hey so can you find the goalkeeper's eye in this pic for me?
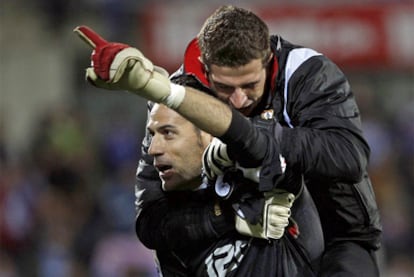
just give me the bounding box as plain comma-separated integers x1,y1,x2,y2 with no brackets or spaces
161,128,177,139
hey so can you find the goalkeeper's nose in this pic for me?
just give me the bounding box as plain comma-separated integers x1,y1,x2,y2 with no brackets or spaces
148,135,164,156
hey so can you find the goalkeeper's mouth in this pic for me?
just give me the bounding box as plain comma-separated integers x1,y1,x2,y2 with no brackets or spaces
155,164,174,178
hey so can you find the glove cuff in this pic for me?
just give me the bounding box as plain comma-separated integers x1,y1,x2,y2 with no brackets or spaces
165,83,186,109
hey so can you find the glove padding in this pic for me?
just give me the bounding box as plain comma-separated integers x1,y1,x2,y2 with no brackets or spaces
202,138,262,183
202,138,235,182
236,162,261,183
235,189,294,240
73,25,185,109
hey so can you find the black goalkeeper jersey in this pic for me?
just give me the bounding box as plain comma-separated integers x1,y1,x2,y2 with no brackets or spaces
142,181,323,277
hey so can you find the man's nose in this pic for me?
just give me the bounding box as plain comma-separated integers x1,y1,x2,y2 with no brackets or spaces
148,135,163,156
229,88,248,109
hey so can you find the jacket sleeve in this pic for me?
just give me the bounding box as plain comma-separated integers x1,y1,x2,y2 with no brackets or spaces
135,102,234,251
219,111,286,192
280,55,370,182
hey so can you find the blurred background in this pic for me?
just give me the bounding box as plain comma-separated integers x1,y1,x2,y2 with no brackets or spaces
0,0,413,276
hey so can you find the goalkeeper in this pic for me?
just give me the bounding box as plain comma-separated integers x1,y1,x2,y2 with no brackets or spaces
140,102,323,276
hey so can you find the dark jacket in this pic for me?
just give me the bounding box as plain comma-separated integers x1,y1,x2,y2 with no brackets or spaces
271,36,382,249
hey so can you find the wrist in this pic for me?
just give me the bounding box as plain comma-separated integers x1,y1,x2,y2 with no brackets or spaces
165,83,186,109
220,109,266,167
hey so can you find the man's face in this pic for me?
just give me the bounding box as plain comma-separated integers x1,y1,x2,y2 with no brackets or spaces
147,104,211,191
208,58,267,116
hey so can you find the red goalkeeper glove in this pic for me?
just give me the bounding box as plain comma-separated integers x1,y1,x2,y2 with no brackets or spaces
73,25,185,108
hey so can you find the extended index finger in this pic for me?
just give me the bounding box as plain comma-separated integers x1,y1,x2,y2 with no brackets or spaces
73,25,108,49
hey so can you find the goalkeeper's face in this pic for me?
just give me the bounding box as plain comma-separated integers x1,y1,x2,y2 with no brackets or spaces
147,104,212,191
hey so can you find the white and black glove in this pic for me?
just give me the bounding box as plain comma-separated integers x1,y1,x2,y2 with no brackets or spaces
202,138,263,182
202,138,235,182
73,25,185,109
235,189,294,240
236,162,261,183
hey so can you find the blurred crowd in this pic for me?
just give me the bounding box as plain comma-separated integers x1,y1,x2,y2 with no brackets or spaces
353,74,414,276
0,104,158,277
1,0,413,277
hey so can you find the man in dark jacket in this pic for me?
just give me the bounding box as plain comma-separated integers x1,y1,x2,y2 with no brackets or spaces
74,5,382,276
139,102,323,276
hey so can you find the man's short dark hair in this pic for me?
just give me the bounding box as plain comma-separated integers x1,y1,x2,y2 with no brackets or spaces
197,5,271,69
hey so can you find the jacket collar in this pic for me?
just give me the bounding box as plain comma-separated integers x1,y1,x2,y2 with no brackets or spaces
183,38,209,86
